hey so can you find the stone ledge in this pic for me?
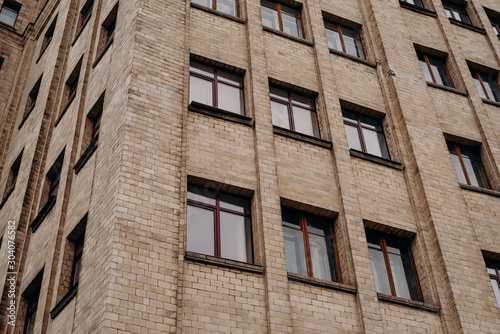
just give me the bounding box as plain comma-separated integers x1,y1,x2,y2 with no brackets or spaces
460,184,500,198
263,26,313,46
448,18,486,34
399,1,437,17
185,251,264,274
273,126,332,149
350,149,403,170
189,102,253,127
329,48,376,68
50,284,78,319
287,272,357,294
427,82,467,96
377,293,440,313
190,3,245,24
481,98,500,108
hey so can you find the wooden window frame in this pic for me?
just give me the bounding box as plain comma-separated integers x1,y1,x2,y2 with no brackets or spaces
442,1,471,24
448,142,491,189
261,1,304,38
471,69,500,102
70,234,85,287
417,52,454,87
193,0,240,17
325,21,366,60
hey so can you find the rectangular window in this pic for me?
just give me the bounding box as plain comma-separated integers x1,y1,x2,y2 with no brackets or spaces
40,16,57,57
485,259,500,309
342,109,390,159
70,234,85,288
23,287,40,334
270,86,319,138
261,0,303,38
471,69,500,102
442,1,471,24
417,52,453,87
401,0,425,8
0,0,21,26
1,150,22,205
367,231,421,301
0,57,4,71
282,208,341,282
189,61,244,115
192,0,238,17
76,0,93,36
447,141,490,189
325,21,365,60
22,75,43,121
187,184,253,263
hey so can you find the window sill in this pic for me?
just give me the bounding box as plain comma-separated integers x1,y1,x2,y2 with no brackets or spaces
273,126,332,149
188,102,254,127
0,186,15,211
74,142,98,174
36,42,51,64
92,37,114,69
377,293,439,313
426,82,467,96
398,1,437,17
287,272,356,294
72,15,92,46
329,48,376,68
481,98,500,108
190,3,245,24
0,21,17,32
30,195,57,233
55,94,77,127
448,18,486,34
460,184,500,198
185,251,263,274
263,26,313,46
50,283,78,319
349,149,403,170
18,104,36,130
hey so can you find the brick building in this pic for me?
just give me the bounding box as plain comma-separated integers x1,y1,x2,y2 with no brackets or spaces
0,0,500,333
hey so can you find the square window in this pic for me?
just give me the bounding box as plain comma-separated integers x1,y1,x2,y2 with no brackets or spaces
417,52,453,87
366,231,421,301
0,0,21,26
447,141,490,189
485,259,500,309
281,207,341,282
401,0,425,8
442,1,471,24
342,109,390,159
186,184,253,263
325,21,366,60
470,69,500,102
270,86,319,138
192,0,238,17
261,0,303,38
189,61,244,115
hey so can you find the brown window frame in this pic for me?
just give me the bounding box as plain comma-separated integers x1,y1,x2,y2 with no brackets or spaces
261,1,304,38
192,0,239,17
417,52,454,87
324,21,366,60
471,69,500,102
486,259,500,308
442,1,471,24
447,142,491,189
70,234,85,288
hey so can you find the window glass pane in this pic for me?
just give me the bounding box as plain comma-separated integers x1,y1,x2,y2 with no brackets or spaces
190,62,215,78
473,77,487,99
359,114,382,131
369,248,392,295
325,25,342,52
462,155,479,187
261,4,279,31
270,86,288,101
220,193,250,214
217,82,243,114
367,235,381,249
187,184,217,205
491,279,500,309
362,128,389,159
217,70,242,87
444,9,453,19
271,101,290,129
282,211,301,229
342,109,358,122
0,7,18,26
306,218,327,236
280,6,302,38
389,254,420,300
220,211,247,262
291,93,314,109
217,0,236,16
292,106,319,137
487,267,496,275
450,153,467,184
341,27,363,59
470,160,489,188
493,25,500,36
192,0,212,8
308,233,332,281
483,81,500,102
190,75,213,106
429,64,444,85
344,124,362,151
187,205,215,256
458,11,471,24
284,226,308,276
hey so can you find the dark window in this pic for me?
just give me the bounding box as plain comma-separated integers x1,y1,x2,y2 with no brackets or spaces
401,0,425,8
186,184,253,263
492,19,500,36
40,16,57,56
342,109,390,159
0,0,21,26
70,234,85,287
0,57,4,71
90,112,101,145
23,287,40,334
76,0,93,35
2,150,22,204
96,4,117,59
367,231,421,301
325,21,365,60
282,208,341,282
270,86,319,137
189,61,244,115
261,0,303,38
447,142,490,189
192,0,238,17
67,75,79,105
417,52,453,87
23,76,42,120
442,1,471,24
485,259,500,309
471,69,500,102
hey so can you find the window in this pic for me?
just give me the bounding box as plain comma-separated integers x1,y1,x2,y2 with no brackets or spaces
23,287,40,334
261,0,303,38
0,0,20,26
447,141,490,189
270,86,319,137
491,18,500,36
485,259,500,309
325,21,365,60
282,208,341,282
342,109,390,159
189,61,244,115
70,234,85,288
367,231,421,301
192,0,238,17
76,0,93,36
417,52,453,87
186,184,253,263
471,69,500,102
0,57,4,71
442,1,471,24
1,150,22,205
58,59,83,123
401,0,425,8
40,16,57,57
22,75,42,121
95,3,117,60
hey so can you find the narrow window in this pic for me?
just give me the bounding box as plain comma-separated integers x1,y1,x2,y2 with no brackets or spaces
261,0,303,38
471,69,500,102
0,0,21,26
70,234,85,288
367,231,421,301
189,61,244,115
401,0,425,8
342,109,390,159
492,19,500,36
485,259,500,309
325,21,365,60
22,287,40,334
186,184,253,263
1,150,23,205
442,1,471,24
417,52,453,87
75,0,93,37
96,4,118,60
58,58,83,124
0,57,4,71
192,0,238,17
282,207,341,282
22,75,43,121
270,86,319,138
40,16,57,57
447,141,490,189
